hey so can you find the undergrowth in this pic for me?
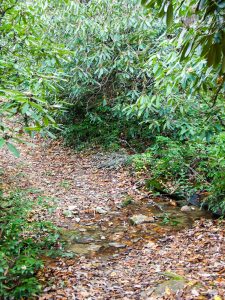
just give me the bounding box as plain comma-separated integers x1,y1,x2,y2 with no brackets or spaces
0,190,60,299
62,105,152,152
131,135,225,214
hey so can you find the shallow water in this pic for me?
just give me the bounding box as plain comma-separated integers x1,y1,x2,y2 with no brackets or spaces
60,197,212,257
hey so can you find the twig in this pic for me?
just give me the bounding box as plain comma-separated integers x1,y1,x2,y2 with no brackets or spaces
119,138,137,153
210,83,223,108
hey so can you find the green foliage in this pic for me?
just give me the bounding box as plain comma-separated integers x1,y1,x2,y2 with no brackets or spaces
55,0,162,107
0,0,69,155
140,0,225,125
63,107,121,150
1,0,223,214
122,33,225,136
63,104,152,151
55,1,224,147
142,0,225,71
132,135,225,213
47,0,224,212
207,132,225,213
0,191,60,298
160,213,180,226
48,0,166,144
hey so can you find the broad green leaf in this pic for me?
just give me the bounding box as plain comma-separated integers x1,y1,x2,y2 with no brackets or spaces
0,138,6,148
207,45,216,67
24,127,41,131
6,143,20,158
21,103,29,114
166,3,173,28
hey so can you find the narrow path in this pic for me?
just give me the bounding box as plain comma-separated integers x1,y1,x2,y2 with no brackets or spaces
0,138,224,299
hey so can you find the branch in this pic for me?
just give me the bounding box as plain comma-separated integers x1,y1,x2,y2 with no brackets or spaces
210,82,223,108
217,116,225,128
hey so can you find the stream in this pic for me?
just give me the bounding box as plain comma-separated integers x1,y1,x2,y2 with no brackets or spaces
60,196,212,257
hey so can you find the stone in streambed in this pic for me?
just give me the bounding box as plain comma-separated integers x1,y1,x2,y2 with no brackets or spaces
69,243,102,255
141,278,186,298
129,214,155,225
151,279,186,297
181,205,192,212
73,236,95,244
88,244,103,252
108,242,126,248
95,207,108,214
78,228,87,232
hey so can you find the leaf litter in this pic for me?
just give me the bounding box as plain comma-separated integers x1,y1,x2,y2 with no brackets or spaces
0,136,224,299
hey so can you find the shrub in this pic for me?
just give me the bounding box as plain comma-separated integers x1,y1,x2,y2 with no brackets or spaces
0,191,60,299
132,135,225,214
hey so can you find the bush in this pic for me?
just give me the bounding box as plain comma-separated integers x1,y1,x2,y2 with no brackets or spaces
42,0,225,213
63,104,152,151
132,135,225,214
0,191,60,299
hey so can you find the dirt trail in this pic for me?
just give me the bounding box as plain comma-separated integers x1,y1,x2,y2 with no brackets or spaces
0,138,224,299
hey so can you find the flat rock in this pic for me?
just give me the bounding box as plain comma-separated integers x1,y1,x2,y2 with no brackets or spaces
88,244,103,252
108,242,126,248
69,243,102,255
152,279,186,297
130,214,155,225
73,236,95,244
78,228,87,232
95,207,108,214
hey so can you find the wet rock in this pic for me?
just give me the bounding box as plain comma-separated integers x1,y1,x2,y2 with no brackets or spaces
188,193,223,216
69,243,102,255
181,205,192,212
151,279,186,297
132,238,141,243
109,211,121,216
78,228,87,232
88,244,103,252
95,207,108,214
130,214,155,225
101,226,108,231
180,205,194,212
108,242,126,248
188,194,200,206
73,236,95,244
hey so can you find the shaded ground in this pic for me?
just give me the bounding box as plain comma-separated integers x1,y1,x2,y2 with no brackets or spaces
0,137,224,299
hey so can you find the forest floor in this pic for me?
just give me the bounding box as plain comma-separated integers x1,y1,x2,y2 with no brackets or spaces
0,137,225,300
